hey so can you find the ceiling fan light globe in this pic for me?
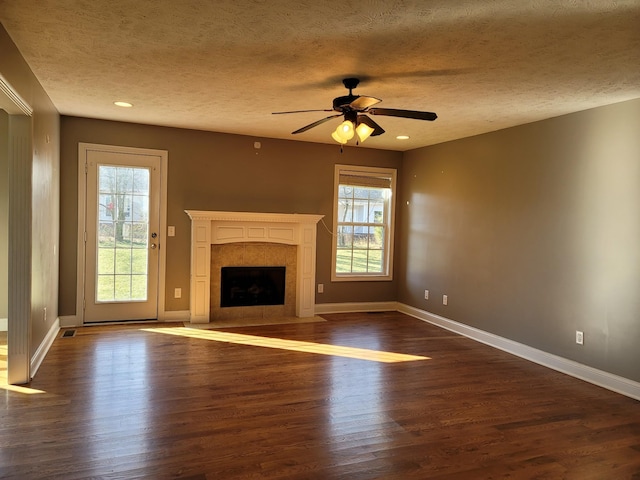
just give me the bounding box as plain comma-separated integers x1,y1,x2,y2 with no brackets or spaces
338,120,355,140
331,129,348,144
356,123,375,143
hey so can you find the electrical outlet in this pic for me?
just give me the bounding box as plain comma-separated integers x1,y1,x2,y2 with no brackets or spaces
424,289,429,300
443,295,448,306
174,288,182,299
576,330,584,345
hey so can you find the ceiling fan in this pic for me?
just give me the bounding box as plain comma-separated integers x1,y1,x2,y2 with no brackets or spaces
272,77,437,144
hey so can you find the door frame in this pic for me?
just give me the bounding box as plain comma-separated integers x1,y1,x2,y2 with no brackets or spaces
76,143,168,325
1,73,33,384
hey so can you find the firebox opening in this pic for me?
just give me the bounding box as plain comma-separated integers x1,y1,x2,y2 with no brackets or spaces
221,266,286,308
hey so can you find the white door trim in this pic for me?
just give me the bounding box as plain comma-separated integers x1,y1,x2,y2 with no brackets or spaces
76,143,168,325
1,73,33,385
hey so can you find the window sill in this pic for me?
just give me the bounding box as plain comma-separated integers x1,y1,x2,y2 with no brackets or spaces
331,273,393,282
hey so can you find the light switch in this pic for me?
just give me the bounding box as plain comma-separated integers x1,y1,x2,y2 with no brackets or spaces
168,226,175,237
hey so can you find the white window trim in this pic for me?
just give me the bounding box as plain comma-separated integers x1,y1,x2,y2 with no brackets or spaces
331,164,397,282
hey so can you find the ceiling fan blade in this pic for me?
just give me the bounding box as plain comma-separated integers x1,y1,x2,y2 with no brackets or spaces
368,108,437,121
292,114,342,134
272,109,333,115
349,95,381,111
358,115,385,136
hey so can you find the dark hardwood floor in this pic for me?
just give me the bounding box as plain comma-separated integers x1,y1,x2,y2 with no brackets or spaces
1,312,639,479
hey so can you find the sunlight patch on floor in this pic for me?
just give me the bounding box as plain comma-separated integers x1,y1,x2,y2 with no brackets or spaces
0,344,46,395
0,383,47,395
143,327,431,363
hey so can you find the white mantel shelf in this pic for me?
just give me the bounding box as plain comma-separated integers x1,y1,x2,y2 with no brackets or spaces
185,210,324,323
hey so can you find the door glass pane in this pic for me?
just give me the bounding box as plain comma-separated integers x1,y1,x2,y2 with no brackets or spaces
96,165,150,302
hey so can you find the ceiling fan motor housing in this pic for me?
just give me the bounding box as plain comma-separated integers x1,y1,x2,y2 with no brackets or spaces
333,95,359,111
333,77,362,111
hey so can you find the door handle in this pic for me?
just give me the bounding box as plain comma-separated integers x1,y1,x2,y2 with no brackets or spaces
150,243,157,249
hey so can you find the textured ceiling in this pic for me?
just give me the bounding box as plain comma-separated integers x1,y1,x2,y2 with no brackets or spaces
1,0,639,151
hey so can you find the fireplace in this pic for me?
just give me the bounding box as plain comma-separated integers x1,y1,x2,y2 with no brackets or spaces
185,211,323,323
210,242,296,320
220,266,286,307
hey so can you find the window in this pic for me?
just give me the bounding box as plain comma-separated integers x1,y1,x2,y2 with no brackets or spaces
332,165,396,281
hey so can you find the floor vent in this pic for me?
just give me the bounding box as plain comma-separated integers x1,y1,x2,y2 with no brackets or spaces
61,329,76,338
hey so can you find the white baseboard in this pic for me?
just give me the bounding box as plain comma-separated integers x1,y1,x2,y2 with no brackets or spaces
59,315,79,328
0,318,7,331
398,303,640,402
31,317,60,378
160,310,191,322
61,311,190,326
315,301,399,315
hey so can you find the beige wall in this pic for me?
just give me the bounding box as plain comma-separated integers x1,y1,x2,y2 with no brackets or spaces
399,98,640,383
59,116,403,316
0,24,60,354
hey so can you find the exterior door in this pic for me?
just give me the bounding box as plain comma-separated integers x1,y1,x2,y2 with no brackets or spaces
83,146,161,322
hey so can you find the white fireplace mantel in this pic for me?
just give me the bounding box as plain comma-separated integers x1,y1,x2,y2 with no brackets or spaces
185,210,324,323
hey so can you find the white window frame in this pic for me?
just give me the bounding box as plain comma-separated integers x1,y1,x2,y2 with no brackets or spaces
331,164,397,282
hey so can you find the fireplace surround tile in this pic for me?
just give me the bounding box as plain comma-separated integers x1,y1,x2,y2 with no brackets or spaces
211,243,297,321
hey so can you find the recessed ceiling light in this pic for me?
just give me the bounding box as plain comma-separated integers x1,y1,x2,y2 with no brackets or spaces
396,135,410,140
114,101,133,108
